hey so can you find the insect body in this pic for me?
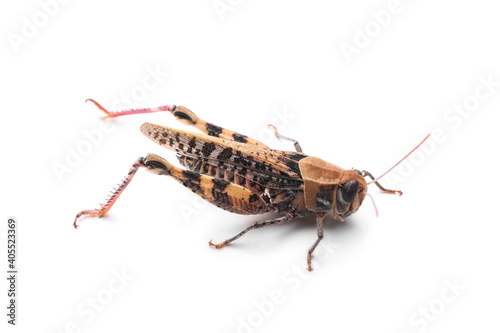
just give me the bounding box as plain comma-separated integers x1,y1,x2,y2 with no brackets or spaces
74,99,428,271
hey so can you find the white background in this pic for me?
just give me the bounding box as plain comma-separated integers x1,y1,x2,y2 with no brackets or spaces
1,1,500,332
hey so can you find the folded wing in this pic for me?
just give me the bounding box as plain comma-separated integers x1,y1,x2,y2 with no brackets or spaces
140,123,307,189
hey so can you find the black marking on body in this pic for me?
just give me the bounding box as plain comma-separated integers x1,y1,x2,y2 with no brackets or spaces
211,178,231,206
267,189,299,212
283,153,308,176
187,137,197,154
233,153,253,167
232,133,248,143
206,123,223,137
316,186,334,211
285,160,301,176
181,170,202,192
249,194,259,203
212,178,230,192
144,160,169,174
174,111,195,124
182,170,201,183
212,190,230,205
287,153,307,162
201,142,216,157
218,147,233,160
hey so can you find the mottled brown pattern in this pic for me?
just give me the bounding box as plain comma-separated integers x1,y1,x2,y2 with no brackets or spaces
140,123,306,179
178,155,302,195
144,154,270,215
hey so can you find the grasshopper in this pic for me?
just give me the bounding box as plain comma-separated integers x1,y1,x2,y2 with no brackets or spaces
74,99,429,271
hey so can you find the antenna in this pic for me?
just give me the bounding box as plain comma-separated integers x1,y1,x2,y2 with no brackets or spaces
368,133,431,185
366,193,379,217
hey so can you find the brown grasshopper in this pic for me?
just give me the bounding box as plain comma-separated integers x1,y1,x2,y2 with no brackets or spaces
74,99,429,271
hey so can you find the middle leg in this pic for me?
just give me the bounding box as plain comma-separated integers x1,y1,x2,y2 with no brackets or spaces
306,212,327,271
209,214,296,248
268,124,303,152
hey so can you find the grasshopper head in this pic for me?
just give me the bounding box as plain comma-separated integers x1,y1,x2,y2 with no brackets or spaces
335,169,367,218
299,156,367,218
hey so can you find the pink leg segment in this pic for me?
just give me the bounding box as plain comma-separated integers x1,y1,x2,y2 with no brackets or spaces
86,99,174,119
73,157,145,228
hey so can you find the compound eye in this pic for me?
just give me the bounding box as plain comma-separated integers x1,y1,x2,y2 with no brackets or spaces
340,180,359,204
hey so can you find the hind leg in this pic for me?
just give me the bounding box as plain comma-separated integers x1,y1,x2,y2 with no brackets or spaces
167,105,269,147
85,99,268,147
85,99,174,119
74,156,146,228
74,154,271,228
